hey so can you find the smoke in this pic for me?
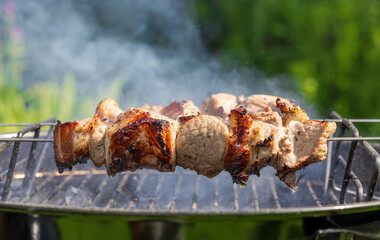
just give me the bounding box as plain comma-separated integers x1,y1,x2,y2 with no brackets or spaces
15,0,309,117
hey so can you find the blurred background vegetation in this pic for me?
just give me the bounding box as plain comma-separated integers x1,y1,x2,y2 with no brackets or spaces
194,0,380,120
1,0,380,132
0,1,124,131
0,1,76,128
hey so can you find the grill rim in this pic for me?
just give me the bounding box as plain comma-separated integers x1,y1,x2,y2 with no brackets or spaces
1,200,380,218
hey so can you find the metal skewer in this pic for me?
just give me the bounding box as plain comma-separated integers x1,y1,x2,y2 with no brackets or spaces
2,119,380,126
0,123,57,126
1,118,380,143
1,137,380,142
0,138,54,142
314,119,380,123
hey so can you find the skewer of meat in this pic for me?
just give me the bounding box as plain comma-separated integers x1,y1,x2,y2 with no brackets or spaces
53,94,336,190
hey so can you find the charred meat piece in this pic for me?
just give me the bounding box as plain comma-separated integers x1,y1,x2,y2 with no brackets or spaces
95,98,123,123
224,100,336,190
53,118,94,172
248,116,282,178
224,107,282,186
274,98,336,189
200,93,237,119
159,100,199,119
176,115,229,178
105,108,178,177
238,94,293,115
250,107,282,127
141,101,199,119
276,98,309,125
224,107,253,185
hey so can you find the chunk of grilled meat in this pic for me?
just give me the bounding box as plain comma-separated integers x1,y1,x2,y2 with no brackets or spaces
160,101,199,119
222,101,336,190
53,118,94,173
95,98,123,123
176,115,229,178
141,100,199,120
224,107,253,185
224,107,283,186
200,93,293,120
200,93,237,120
89,99,123,167
105,108,178,177
275,98,336,189
140,103,164,114
238,94,293,115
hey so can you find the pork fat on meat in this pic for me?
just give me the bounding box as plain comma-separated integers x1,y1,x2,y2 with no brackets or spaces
105,108,178,177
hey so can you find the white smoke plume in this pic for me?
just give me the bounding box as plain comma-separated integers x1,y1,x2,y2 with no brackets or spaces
15,0,308,118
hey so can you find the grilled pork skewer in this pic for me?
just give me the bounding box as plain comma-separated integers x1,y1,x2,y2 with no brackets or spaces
53,94,336,190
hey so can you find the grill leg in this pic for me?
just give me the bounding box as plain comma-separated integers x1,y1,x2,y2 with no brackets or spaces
28,214,40,240
129,221,183,240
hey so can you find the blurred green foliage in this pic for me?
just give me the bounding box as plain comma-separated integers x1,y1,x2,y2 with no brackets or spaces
0,3,76,131
194,0,380,119
0,1,125,131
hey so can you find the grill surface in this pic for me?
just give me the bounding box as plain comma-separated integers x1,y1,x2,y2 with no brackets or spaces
1,113,380,216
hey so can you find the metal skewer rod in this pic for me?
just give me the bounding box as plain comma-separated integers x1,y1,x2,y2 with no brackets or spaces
0,123,57,126
2,119,380,125
313,119,380,123
328,137,380,141
1,137,380,142
0,138,54,142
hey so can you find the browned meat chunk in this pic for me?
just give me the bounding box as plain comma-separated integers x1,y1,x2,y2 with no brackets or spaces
88,115,107,167
141,101,199,120
95,98,123,123
275,98,336,189
248,117,282,177
224,107,282,186
159,100,199,119
53,118,94,172
238,94,293,115
224,107,253,185
89,99,123,167
140,103,164,114
223,100,336,190
176,115,229,178
105,108,178,177
200,93,237,119
250,107,282,127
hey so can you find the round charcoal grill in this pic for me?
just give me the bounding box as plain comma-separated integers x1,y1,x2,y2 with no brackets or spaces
1,112,380,239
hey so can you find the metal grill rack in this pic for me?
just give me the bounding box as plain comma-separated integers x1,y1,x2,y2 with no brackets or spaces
0,113,379,215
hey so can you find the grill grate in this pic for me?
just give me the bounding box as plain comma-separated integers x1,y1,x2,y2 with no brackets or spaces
0,113,380,215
